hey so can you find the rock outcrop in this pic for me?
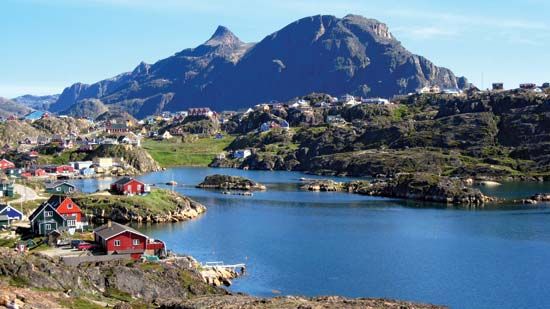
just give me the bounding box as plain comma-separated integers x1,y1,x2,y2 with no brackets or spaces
0,247,225,306
197,174,266,191
0,248,444,308
159,295,445,309
85,144,162,173
302,173,496,206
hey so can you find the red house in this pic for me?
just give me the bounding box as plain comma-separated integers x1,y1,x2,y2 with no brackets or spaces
45,165,75,174
94,222,165,259
33,168,46,177
44,195,86,229
110,177,148,195
0,159,15,170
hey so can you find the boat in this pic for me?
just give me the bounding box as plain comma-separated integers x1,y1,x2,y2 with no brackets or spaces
166,180,178,186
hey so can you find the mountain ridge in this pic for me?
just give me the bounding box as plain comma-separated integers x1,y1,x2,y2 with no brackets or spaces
52,14,466,118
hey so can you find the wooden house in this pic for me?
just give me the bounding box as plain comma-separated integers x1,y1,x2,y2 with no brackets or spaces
94,222,165,259
45,181,76,195
110,177,148,195
28,203,66,235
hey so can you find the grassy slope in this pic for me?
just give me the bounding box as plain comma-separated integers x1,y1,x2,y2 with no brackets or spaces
142,136,235,167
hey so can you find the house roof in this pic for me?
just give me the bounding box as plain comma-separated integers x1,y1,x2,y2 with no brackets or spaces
44,195,72,209
94,222,148,240
45,181,76,190
112,177,143,186
0,205,23,216
28,203,63,222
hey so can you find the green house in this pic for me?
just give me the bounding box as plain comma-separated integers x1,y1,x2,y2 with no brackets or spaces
45,181,76,195
0,180,14,198
28,204,66,235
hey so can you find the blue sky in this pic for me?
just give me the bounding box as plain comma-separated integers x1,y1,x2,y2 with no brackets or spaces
1,0,549,98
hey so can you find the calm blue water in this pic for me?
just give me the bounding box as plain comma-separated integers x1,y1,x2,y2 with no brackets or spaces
72,168,550,309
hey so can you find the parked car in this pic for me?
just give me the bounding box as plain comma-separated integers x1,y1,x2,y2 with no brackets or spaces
77,242,97,251
70,240,85,249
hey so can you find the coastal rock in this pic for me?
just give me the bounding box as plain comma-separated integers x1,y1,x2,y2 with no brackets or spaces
301,180,344,192
531,193,550,202
0,247,226,305
197,174,266,191
300,173,496,206
158,295,446,309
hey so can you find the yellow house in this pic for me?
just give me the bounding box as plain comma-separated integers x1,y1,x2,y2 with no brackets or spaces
93,157,113,169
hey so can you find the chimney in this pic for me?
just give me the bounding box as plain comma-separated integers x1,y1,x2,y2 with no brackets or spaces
107,220,112,228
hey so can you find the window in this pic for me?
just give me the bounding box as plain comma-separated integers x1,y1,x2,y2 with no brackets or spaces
137,185,141,192
132,239,140,245
45,224,51,231
114,240,121,247
45,211,53,217
67,220,76,227
67,204,73,209
56,187,61,191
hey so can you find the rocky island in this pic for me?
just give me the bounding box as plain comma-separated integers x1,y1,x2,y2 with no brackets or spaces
302,173,495,206
197,174,266,191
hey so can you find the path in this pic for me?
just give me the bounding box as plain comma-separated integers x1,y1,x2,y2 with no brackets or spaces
9,184,45,204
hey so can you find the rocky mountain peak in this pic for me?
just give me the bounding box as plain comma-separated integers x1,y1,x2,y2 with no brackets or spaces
343,14,393,40
132,61,151,75
205,25,242,47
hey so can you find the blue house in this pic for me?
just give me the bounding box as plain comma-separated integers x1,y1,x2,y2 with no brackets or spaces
0,205,24,225
80,167,95,176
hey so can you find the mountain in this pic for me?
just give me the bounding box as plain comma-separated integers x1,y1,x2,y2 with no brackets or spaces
54,14,467,118
0,97,31,118
61,98,109,119
12,94,59,111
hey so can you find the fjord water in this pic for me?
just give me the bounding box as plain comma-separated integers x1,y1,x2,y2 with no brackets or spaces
74,168,550,309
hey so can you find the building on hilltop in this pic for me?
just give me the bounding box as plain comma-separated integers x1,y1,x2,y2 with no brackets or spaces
520,83,537,90
188,107,214,117
110,177,149,195
492,83,504,91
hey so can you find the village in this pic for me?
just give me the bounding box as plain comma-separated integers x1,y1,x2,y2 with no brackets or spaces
0,81,548,261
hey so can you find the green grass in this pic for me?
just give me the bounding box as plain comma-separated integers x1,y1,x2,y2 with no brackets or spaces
9,275,30,287
138,262,165,272
142,135,235,167
103,287,133,302
59,297,106,309
0,237,19,248
74,188,193,216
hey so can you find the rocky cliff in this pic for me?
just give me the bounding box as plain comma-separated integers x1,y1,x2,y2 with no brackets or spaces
85,144,162,173
53,14,465,117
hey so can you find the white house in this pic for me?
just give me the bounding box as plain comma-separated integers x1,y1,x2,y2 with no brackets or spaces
234,149,251,159
361,97,391,105
419,86,441,94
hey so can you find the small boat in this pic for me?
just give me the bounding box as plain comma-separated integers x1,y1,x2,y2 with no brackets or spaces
222,191,231,195
241,191,253,196
166,180,178,186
